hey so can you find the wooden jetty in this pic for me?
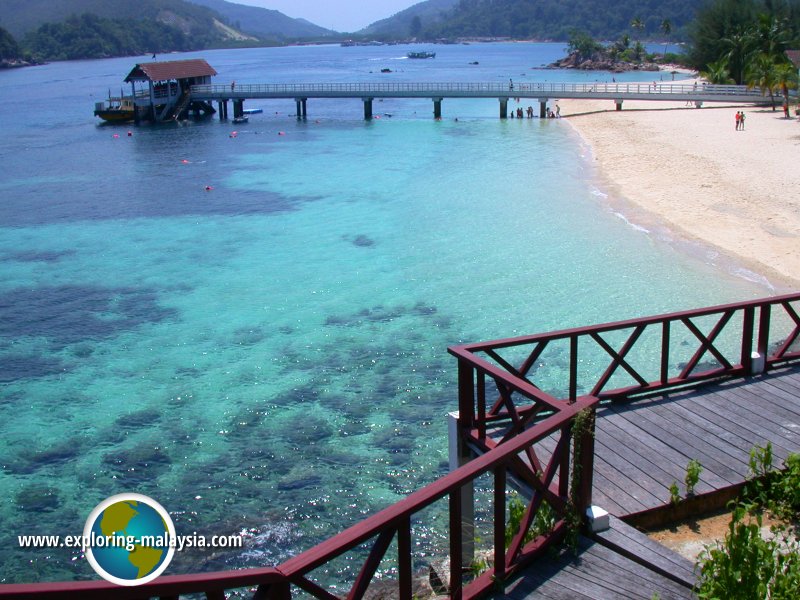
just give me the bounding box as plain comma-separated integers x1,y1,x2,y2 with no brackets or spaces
94,59,218,123
3,294,800,599
94,59,782,123
190,81,778,120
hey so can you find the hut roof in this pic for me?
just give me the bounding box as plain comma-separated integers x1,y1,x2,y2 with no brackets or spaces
124,59,217,83
787,50,800,69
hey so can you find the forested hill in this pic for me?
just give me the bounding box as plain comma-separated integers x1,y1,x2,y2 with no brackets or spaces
186,0,336,39
0,25,21,61
0,0,267,61
360,0,459,38
406,0,699,41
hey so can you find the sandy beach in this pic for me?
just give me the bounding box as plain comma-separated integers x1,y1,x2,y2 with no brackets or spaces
560,84,800,290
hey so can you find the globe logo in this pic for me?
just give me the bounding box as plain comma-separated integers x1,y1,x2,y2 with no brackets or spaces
83,493,175,586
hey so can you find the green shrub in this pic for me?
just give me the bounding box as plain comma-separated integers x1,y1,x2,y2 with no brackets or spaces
695,505,800,599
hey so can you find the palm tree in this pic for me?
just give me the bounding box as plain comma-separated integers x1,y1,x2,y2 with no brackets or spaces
746,53,779,109
700,58,734,84
774,62,799,116
661,19,672,56
720,27,754,85
631,17,644,42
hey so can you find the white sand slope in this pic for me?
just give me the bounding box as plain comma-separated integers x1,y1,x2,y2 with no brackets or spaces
561,87,800,289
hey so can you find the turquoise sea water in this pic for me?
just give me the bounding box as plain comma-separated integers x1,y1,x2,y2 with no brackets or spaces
0,43,774,583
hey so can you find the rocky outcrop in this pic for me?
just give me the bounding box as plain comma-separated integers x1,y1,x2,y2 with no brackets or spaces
550,52,660,73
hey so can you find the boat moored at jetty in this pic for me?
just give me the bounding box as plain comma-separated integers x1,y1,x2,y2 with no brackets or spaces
93,95,136,122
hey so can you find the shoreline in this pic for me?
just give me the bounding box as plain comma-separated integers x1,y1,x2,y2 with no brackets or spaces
560,92,800,292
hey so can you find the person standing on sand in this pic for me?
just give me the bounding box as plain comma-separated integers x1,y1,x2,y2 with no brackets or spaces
735,111,741,130
740,111,746,130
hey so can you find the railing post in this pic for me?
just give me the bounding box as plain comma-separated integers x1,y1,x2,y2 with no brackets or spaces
660,320,670,385
758,302,772,367
577,408,596,512
457,360,474,429
493,466,507,586
569,335,578,403
254,581,291,600
449,491,463,600
398,516,412,600
448,412,475,574
741,306,755,374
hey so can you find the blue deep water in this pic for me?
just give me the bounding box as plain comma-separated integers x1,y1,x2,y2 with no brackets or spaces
0,43,774,583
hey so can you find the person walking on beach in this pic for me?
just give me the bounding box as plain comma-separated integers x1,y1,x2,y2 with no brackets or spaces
735,111,741,130
740,111,746,130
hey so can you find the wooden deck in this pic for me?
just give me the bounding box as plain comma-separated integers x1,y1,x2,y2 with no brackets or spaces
501,517,695,600
496,364,800,598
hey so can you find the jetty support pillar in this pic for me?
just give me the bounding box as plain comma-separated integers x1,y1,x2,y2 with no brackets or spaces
433,98,443,119
615,99,623,111
539,99,548,118
499,98,508,119
448,411,475,566
233,99,244,118
363,98,374,120
218,100,228,120
295,98,307,120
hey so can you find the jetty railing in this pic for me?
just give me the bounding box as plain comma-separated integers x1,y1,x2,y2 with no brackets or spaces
449,293,800,449
1,396,598,600
189,82,772,100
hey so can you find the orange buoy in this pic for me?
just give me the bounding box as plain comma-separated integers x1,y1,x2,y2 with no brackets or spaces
112,134,119,138
181,159,190,164
205,185,213,191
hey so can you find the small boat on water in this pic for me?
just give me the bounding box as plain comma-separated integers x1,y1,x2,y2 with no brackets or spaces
232,115,249,124
94,95,136,122
407,51,436,59
242,108,262,114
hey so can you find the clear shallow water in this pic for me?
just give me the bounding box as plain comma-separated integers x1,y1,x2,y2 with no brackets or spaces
0,43,771,582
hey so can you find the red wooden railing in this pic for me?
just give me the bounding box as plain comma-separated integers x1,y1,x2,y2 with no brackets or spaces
3,294,798,600
449,293,800,453
1,398,596,600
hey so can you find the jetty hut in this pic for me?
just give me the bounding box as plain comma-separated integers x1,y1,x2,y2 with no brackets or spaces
124,58,218,123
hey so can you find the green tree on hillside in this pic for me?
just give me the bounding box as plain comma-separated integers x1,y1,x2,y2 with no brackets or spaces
0,26,21,60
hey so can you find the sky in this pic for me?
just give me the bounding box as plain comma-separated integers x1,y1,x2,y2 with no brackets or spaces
234,0,422,32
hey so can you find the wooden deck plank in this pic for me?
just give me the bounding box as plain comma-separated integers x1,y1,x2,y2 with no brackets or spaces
724,384,800,428
562,543,693,599
614,401,744,484
592,437,670,504
676,391,796,458
658,399,771,457
700,388,800,448
592,515,697,587
599,410,730,489
498,536,694,600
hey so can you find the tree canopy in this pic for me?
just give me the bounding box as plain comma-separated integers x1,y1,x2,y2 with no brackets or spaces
418,0,699,41
0,26,21,61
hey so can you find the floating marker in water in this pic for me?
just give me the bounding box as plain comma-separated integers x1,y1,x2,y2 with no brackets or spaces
278,131,285,136
181,159,190,164
205,185,213,191
112,134,119,138
127,131,132,137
